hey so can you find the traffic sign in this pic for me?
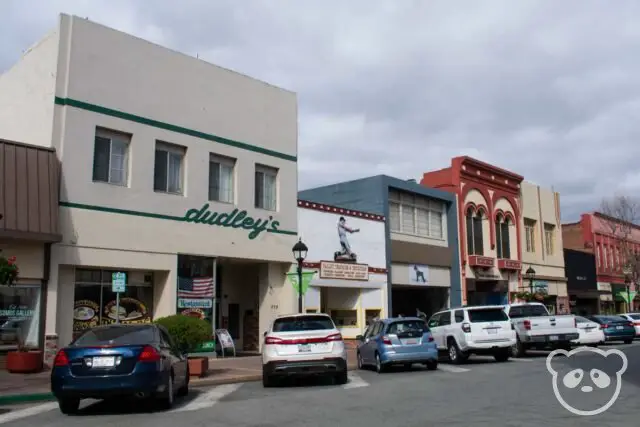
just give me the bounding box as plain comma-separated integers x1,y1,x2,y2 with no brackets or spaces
112,272,126,293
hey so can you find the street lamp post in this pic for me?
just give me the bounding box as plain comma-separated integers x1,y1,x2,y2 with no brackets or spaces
525,266,536,295
623,264,633,313
292,238,308,314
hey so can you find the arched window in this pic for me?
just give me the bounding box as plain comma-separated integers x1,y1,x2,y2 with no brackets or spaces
495,214,511,259
466,207,484,255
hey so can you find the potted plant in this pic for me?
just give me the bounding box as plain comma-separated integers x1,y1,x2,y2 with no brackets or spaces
154,315,212,378
513,289,548,303
6,328,44,374
0,251,19,286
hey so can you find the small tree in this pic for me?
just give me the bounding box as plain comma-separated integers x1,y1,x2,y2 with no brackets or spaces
154,315,211,354
600,194,640,309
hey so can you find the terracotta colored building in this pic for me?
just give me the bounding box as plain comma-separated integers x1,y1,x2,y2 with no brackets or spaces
421,156,524,306
563,213,640,313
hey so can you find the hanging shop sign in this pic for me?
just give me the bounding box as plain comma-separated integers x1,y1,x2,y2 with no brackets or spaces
287,271,316,295
183,204,282,239
178,298,213,309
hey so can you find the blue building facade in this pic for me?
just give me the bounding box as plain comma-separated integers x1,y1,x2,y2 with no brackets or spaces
299,175,461,317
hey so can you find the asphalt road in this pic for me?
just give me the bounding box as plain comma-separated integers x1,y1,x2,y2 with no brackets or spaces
2,342,639,427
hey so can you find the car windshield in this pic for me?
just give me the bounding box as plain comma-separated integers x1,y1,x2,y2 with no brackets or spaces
575,316,590,323
387,320,428,334
599,316,627,323
508,305,548,318
272,315,335,332
72,325,157,346
468,308,509,323
628,314,640,320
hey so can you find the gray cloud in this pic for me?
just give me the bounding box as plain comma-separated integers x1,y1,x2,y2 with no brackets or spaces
3,0,640,221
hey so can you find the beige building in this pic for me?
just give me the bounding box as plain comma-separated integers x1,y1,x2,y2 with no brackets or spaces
0,14,299,359
519,182,568,313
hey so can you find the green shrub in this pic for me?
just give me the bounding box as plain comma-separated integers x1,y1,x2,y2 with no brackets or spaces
154,315,211,353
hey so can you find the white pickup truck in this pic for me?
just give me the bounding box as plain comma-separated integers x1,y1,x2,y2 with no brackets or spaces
504,303,579,357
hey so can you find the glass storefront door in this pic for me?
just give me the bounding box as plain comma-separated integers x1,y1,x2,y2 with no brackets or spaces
0,284,42,350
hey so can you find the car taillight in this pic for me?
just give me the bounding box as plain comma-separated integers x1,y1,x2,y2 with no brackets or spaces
264,333,342,345
382,335,392,345
461,322,471,333
628,322,634,327
601,324,608,329
138,345,161,362
265,336,284,345
53,350,69,367
427,336,434,342
324,333,343,342
633,321,640,326
523,320,531,331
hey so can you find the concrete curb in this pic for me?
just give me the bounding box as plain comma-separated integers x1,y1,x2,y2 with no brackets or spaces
0,363,358,405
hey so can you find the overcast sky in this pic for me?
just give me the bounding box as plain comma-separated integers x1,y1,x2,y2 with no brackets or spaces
2,1,639,221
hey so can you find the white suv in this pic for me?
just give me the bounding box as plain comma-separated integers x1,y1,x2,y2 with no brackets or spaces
261,313,348,387
427,305,516,364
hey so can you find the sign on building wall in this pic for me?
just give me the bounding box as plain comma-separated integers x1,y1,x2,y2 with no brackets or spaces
297,203,386,271
408,264,429,285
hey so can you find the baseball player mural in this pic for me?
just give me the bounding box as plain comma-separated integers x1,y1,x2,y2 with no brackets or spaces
334,216,360,261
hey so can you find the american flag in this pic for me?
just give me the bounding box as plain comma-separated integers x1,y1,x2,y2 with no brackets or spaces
177,277,215,298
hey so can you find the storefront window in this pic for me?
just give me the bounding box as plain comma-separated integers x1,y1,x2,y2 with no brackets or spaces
331,309,358,327
73,269,153,340
365,309,381,327
176,255,215,325
0,284,42,350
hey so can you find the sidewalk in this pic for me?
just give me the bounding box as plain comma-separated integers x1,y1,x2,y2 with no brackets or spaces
0,348,358,405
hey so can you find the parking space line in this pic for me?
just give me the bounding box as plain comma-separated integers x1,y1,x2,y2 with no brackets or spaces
172,383,242,412
0,402,58,425
343,372,369,389
437,365,470,373
509,358,533,362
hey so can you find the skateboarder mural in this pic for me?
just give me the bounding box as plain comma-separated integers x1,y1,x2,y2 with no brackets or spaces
334,216,360,261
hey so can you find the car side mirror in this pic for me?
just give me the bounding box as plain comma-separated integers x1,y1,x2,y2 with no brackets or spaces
356,335,364,341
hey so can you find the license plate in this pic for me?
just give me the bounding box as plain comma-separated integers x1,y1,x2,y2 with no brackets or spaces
549,335,559,341
92,356,115,368
616,326,624,330
404,339,418,345
298,344,311,353
487,328,497,335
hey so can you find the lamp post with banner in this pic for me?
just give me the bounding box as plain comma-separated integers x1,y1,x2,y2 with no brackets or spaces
623,264,633,313
292,239,308,314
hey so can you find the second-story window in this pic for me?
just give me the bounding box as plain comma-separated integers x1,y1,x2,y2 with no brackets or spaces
544,223,555,255
255,164,277,211
92,127,130,186
154,141,185,195
209,154,235,203
495,214,511,259
524,218,536,253
466,207,484,256
388,190,445,239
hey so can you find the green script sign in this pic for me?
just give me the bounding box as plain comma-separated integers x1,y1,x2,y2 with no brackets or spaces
184,204,280,240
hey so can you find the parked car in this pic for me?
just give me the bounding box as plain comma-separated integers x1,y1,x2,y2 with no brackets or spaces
261,313,347,387
356,317,438,373
428,305,515,364
585,315,635,344
571,316,605,347
504,303,578,357
51,324,189,414
618,313,640,337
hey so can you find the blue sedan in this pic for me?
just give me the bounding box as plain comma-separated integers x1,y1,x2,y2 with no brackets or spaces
51,324,189,414
586,315,636,344
356,317,438,373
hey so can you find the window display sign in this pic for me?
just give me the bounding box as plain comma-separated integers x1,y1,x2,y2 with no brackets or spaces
102,297,150,324
73,300,100,332
178,298,213,309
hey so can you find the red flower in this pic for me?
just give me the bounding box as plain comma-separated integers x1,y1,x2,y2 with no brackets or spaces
7,256,16,265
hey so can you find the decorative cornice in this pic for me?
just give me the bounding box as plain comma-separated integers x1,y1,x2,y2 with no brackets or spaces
302,261,387,274
297,200,385,222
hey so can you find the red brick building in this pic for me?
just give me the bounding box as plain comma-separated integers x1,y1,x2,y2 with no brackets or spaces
421,156,524,306
563,212,640,313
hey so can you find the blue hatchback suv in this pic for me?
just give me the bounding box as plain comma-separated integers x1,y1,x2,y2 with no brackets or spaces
356,317,438,373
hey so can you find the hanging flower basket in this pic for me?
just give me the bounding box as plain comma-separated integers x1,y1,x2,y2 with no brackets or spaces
0,252,19,286
513,290,548,303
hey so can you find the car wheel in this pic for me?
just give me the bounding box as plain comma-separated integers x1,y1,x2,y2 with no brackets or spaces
447,340,465,364
158,373,174,410
58,398,80,415
177,369,190,397
375,353,386,373
357,351,364,370
624,339,633,344
425,360,438,371
262,368,274,388
511,338,526,358
494,349,510,362
335,370,348,385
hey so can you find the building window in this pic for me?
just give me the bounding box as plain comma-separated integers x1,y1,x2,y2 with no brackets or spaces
544,223,555,255
0,284,42,350
495,214,511,259
524,218,536,253
154,142,185,194
209,154,235,203
255,164,278,211
388,190,444,239
92,128,130,186
603,246,608,269
596,245,601,268
466,207,484,255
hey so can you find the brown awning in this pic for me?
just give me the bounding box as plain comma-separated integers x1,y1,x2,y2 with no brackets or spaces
0,139,61,242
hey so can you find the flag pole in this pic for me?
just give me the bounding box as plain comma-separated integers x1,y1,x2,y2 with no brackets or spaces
212,258,218,356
